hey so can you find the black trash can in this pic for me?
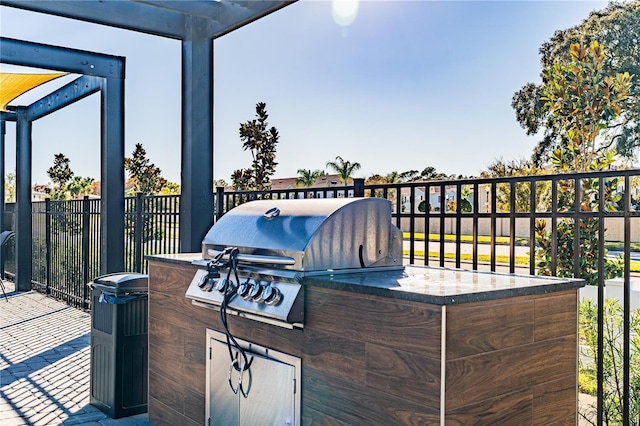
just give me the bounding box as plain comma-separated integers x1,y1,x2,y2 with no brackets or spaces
88,272,149,419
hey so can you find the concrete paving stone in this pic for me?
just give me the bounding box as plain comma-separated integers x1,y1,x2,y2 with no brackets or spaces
56,394,76,404
18,397,47,410
65,398,89,413
60,411,107,425
61,401,84,413
24,362,49,371
18,407,41,420
32,411,63,426
51,386,75,398
0,406,22,418
46,371,72,383
75,395,90,404
0,416,29,426
2,386,31,399
76,404,102,414
97,414,151,426
6,365,33,375
0,401,15,412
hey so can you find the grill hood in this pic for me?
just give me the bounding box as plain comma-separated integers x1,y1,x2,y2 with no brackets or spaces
202,198,403,272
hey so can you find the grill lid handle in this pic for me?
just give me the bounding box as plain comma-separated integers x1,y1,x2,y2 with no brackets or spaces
263,207,281,219
207,249,295,266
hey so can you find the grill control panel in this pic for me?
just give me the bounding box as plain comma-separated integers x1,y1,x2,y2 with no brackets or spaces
185,268,304,328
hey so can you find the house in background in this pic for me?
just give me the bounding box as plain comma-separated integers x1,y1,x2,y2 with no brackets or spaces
270,174,354,198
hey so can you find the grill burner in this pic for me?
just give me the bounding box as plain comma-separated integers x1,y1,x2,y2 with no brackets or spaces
186,198,403,328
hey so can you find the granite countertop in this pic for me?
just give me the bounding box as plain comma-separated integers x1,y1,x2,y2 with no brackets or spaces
303,266,584,305
147,253,202,265
147,254,584,305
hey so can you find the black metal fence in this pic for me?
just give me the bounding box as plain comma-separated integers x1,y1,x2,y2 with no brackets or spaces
4,193,180,309
2,169,638,424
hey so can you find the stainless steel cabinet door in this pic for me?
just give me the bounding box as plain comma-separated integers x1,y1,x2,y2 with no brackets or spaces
239,351,296,425
209,338,240,425
207,332,300,426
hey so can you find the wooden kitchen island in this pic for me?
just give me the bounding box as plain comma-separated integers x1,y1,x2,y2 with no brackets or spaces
147,253,583,425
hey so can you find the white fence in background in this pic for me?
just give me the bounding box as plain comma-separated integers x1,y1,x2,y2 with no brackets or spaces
580,278,640,310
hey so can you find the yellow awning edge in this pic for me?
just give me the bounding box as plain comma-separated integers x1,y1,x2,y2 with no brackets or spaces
0,72,68,112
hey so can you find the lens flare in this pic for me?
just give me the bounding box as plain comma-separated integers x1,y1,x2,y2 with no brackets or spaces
332,0,359,27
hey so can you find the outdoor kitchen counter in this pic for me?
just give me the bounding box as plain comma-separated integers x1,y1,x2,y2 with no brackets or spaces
149,252,584,305
146,253,584,425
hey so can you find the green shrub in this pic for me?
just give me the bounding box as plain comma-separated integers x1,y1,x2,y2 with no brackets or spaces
579,298,640,424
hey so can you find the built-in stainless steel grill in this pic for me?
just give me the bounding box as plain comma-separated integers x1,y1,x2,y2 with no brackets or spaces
185,197,403,328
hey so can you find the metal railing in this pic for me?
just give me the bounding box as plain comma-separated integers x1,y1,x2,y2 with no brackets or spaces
4,193,180,308
2,170,637,424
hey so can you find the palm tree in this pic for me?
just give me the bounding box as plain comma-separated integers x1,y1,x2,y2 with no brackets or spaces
67,176,95,199
326,156,361,185
386,171,402,183
295,169,325,188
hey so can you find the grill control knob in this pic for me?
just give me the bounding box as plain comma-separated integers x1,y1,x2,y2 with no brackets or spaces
248,282,263,301
238,280,253,300
213,278,228,293
204,278,216,292
254,284,270,303
197,273,208,289
264,287,282,306
260,285,281,305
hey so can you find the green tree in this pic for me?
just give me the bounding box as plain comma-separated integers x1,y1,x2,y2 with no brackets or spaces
213,179,227,190
541,41,633,172
159,181,181,195
67,176,95,199
295,169,325,188
326,156,361,185
385,171,402,183
459,185,473,213
481,158,551,213
232,102,280,191
420,166,448,181
5,173,15,202
47,153,74,200
535,42,632,286
512,2,639,166
125,143,167,195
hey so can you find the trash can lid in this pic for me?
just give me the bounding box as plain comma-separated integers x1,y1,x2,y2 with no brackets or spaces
91,272,148,294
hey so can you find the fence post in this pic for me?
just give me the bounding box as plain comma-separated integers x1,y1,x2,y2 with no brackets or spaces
354,178,365,197
45,198,51,295
215,186,225,221
133,192,143,273
82,196,90,309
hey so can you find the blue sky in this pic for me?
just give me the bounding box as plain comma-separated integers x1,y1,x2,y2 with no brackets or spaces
0,0,611,185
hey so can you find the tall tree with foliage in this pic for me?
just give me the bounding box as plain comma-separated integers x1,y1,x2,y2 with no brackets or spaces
541,41,633,172
326,156,361,185
534,41,632,286
47,153,74,200
232,102,280,191
4,173,15,202
533,44,634,422
295,169,326,188
512,1,639,166
481,158,551,213
125,143,167,195
399,167,448,182
67,176,95,199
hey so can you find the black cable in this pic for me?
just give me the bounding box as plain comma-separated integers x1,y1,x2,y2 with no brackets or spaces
217,247,253,397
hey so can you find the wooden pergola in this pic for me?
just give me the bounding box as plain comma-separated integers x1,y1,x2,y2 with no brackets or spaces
0,0,295,290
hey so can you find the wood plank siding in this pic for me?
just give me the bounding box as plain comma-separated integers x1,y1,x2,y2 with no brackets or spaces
148,259,578,425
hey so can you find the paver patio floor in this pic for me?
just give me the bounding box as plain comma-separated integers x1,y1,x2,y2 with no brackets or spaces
0,281,151,426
